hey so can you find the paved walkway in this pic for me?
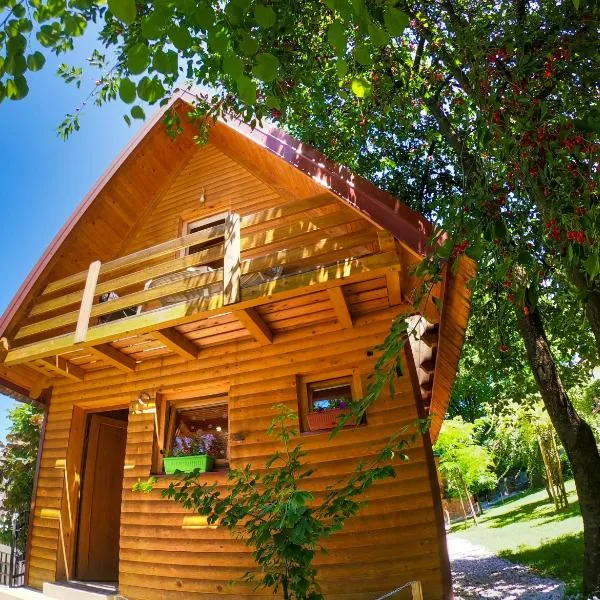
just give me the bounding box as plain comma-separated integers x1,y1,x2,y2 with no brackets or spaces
448,537,565,600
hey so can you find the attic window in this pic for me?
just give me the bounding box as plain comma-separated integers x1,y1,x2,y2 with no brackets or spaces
184,213,226,270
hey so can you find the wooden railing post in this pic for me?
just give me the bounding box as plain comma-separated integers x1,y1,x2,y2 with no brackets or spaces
74,260,101,343
410,581,423,600
223,212,241,305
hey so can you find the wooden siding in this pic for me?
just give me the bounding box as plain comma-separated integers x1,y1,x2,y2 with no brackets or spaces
28,308,447,599
120,142,376,256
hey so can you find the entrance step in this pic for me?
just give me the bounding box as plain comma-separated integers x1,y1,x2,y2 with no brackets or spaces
0,587,46,600
42,582,120,600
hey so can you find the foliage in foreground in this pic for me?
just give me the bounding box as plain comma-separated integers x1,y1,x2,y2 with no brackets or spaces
135,405,415,600
0,403,43,549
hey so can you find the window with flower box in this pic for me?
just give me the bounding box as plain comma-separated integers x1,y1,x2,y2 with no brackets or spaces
297,371,365,434
153,394,230,474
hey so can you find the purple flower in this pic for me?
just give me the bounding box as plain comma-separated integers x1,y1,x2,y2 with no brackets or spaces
338,401,348,409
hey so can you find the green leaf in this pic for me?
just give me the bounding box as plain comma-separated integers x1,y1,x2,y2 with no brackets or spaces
384,6,408,36
193,2,215,29
350,76,371,97
108,0,137,25
6,75,28,99
26,51,45,71
583,253,599,279
254,3,276,28
5,54,26,75
118,77,136,103
327,21,347,54
265,94,280,109
137,76,165,103
7,34,27,56
237,74,256,105
127,43,150,74
208,27,229,53
368,22,390,47
252,52,279,83
63,13,86,36
141,14,164,39
335,57,348,77
153,49,178,75
354,44,371,66
169,25,193,51
572,0,579,9
222,52,244,79
239,34,259,56
131,105,145,120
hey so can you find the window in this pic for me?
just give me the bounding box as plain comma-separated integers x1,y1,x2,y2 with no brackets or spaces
153,395,230,473
183,213,227,270
297,371,364,433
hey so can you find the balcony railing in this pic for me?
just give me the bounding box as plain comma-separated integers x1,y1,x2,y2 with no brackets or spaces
3,198,402,369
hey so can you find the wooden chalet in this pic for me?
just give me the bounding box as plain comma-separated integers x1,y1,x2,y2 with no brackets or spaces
0,90,473,600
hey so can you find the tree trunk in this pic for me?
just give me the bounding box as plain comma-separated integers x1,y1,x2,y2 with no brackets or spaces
517,303,600,597
568,268,600,358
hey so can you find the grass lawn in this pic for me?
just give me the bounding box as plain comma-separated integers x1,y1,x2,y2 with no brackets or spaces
449,479,583,596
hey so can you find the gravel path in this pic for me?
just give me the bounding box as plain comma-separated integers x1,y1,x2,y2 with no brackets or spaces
448,536,565,600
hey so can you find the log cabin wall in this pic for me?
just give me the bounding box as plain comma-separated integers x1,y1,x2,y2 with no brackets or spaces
27,308,448,600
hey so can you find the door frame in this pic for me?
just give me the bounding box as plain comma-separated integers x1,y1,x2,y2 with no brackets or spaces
56,403,129,583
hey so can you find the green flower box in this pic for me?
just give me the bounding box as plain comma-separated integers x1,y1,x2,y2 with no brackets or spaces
164,455,215,474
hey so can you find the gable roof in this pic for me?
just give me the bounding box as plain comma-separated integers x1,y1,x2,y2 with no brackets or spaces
0,89,472,439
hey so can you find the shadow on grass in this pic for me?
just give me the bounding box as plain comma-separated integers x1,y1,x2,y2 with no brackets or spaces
498,531,583,596
485,497,581,529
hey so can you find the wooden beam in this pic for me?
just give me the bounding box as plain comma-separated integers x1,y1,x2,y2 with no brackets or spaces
153,328,199,360
327,287,353,329
41,356,84,381
223,212,241,305
420,325,439,348
5,252,400,365
29,376,51,400
386,271,402,306
43,223,226,296
92,343,137,372
411,581,424,600
0,337,8,362
233,308,272,345
420,358,436,374
74,261,102,344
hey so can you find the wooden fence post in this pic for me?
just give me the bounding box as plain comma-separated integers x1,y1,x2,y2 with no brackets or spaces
74,260,102,344
223,212,241,305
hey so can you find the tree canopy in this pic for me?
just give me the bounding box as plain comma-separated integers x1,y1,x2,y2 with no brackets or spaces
1,0,599,594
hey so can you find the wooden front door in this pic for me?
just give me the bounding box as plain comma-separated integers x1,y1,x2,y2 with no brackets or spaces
76,414,127,582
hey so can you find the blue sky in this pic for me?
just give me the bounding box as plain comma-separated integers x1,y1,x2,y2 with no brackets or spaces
0,29,145,440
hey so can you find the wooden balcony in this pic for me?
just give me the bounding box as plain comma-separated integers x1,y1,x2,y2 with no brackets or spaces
1,199,408,381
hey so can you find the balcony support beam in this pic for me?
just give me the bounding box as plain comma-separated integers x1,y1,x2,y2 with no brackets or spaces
234,308,272,345
92,343,137,372
153,328,199,361
328,287,353,329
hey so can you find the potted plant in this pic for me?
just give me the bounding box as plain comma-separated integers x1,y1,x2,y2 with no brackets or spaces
163,433,217,474
306,398,350,432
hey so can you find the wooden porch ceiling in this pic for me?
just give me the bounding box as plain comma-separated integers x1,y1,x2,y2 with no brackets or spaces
4,259,410,380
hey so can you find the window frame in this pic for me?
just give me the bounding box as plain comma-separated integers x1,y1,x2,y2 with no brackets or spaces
296,369,364,434
180,211,229,260
152,392,231,475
